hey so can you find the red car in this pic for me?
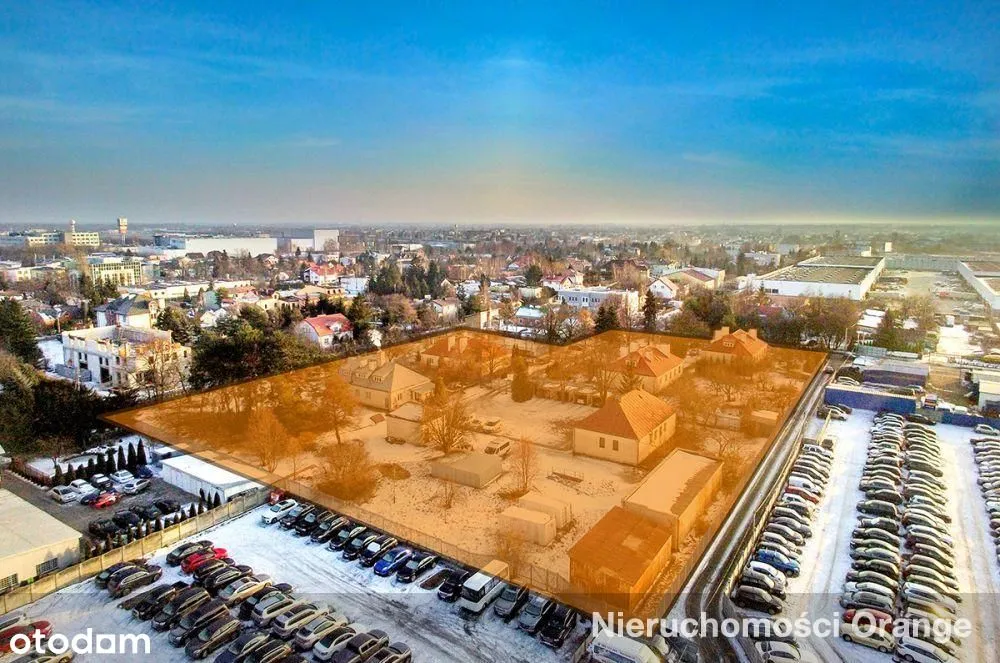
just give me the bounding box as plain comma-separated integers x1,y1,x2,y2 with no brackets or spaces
0,621,52,653
91,491,121,509
784,485,820,504
180,547,227,574
841,608,893,629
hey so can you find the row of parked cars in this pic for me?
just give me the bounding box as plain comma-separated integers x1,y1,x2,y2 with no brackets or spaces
100,537,413,663
261,497,581,650
731,409,846,663
838,411,964,663
0,611,61,661
970,429,1000,565
47,468,153,505
88,498,184,543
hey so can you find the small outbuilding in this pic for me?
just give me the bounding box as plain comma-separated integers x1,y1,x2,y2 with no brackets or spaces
0,489,81,592
385,402,424,444
499,506,556,546
517,492,573,529
160,453,263,503
429,453,502,489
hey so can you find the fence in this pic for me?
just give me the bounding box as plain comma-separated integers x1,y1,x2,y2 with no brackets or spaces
0,489,268,615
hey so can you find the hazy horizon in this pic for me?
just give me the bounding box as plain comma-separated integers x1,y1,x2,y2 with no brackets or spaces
2,1,998,226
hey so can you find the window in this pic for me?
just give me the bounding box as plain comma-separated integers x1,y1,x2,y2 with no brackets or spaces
0,573,17,594
598,437,605,449
612,439,619,451
36,558,58,576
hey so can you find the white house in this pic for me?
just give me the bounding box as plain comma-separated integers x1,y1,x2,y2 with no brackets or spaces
295,314,353,348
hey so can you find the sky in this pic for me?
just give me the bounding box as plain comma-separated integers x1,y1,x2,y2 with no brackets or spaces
0,1,997,226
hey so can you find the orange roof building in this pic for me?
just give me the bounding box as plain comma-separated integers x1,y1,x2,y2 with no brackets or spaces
608,344,684,394
295,314,353,348
702,326,769,362
572,389,677,465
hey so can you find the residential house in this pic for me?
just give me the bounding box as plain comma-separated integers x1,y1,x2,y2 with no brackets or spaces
303,263,342,286
295,314,353,348
608,344,684,394
94,293,159,328
646,276,681,301
419,333,511,378
666,267,724,291
701,327,769,363
341,357,433,410
58,326,190,390
430,297,462,322
572,389,677,466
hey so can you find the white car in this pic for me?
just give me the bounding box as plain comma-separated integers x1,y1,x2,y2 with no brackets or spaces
47,485,80,504
261,498,298,525
975,424,999,436
69,478,97,497
896,636,959,663
109,470,134,484
755,640,819,663
840,620,895,653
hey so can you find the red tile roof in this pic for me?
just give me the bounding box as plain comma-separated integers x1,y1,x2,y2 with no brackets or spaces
609,344,682,378
706,328,768,358
575,389,675,439
303,313,352,336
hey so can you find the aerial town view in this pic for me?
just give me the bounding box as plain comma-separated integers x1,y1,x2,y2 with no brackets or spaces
1,2,998,663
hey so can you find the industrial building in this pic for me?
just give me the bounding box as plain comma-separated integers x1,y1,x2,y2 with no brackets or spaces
153,233,279,257
754,255,885,301
0,489,81,593
958,260,1000,310
87,254,145,286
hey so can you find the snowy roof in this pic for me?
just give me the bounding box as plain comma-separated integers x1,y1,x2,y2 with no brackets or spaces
161,453,263,488
624,449,722,517
0,489,80,559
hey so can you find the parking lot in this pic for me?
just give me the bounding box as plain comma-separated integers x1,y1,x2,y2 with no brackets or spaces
10,505,588,662
739,410,1000,663
2,470,196,537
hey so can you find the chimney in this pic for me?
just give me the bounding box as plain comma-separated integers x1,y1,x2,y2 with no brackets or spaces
748,329,758,339
713,326,729,341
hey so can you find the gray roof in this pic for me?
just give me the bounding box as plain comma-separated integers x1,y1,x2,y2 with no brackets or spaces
0,489,80,559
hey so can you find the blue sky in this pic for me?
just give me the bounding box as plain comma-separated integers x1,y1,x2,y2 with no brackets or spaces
1,1,997,225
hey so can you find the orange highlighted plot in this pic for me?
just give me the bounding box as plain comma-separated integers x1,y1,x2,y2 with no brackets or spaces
107,329,824,618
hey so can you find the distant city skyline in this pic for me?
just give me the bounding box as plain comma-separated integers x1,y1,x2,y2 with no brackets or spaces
2,1,997,225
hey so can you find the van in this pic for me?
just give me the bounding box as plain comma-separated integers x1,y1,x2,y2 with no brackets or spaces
484,439,510,457
588,631,678,663
457,560,508,614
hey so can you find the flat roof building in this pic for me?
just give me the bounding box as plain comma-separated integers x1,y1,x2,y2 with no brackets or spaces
0,489,81,593
754,255,885,301
958,260,1000,310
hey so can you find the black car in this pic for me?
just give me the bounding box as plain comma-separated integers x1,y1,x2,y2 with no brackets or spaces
342,530,377,561
280,505,315,529
89,519,123,538
109,564,163,598
130,503,163,521
193,560,233,585
310,516,349,544
167,540,214,566
169,598,229,646
212,630,271,663
396,551,437,583
204,565,254,595
112,510,143,530
538,605,578,648
436,569,470,602
95,560,144,589
329,523,363,551
152,586,211,631
906,413,936,425
185,614,242,659
155,498,182,515
294,509,330,536
131,581,188,619
359,535,398,567
244,639,293,663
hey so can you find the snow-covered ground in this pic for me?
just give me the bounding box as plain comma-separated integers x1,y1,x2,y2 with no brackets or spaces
936,325,981,357
37,337,64,371
9,507,584,663
25,434,148,478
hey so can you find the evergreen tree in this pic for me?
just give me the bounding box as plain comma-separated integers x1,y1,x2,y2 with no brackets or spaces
86,457,97,478
136,440,148,466
595,302,618,333
127,443,137,471
347,296,373,338
188,504,198,518
107,453,117,474
116,446,127,470
212,493,222,509
53,463,64,486
642,290,659,332
66,464,77,483
0,299,42,366
524,264,543,286
510,356,534,402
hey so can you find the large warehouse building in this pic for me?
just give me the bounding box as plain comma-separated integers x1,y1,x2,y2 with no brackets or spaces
753,255,885,301
958,260,1000,310
0,490,81,593
160,453,264,503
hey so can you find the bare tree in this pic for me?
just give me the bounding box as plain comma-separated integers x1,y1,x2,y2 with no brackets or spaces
316,441,379,503
139,339,188,400
421,398,470,455
512,436,538,494
245,408,289,473
493,525,529,579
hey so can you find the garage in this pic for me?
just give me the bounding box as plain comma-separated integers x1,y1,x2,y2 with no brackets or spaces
0,489,81,593
159,453,263,503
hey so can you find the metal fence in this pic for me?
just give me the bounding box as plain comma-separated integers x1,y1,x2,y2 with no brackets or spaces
0,489,268,615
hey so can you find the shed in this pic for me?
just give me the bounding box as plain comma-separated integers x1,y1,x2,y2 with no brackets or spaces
517,492,572,529
500,506,556,546
429,453,502,488
386,402,424,444
0,489,81,591
862,360,929,388
160,453,263,503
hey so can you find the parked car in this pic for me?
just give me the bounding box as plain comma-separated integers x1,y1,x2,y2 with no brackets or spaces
121,478,151,495
47,485,80,504
271,602,328,640
152,586,211,631
182,548,229,574
218,574,271,605
252,595,302,628
517,594,555,634
69,478,98,497
839,621,895,653
732,585,784,615
493,583,529,620
974,424,999,436
112,510,142,530
341,530,378,561
132,582,188,620
755,550,799,577
167,540,213,566
369,642,412,663
242,639,293,663
279,504,314,529
373,547,412,577
311,626,358,662
327,630,389,663
293,613,349,651
396,551,437,583
359,535,398,567
260,499,298,525
108,564,163,598
90,473,112,491
211,630,270,663
294,509,331,536
109,470,135,484
184,614,242,659
154,498,182,515
437,569,471,602
754,641,819,663
311,515,349,543
329,523,364,551
237,585,294,621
